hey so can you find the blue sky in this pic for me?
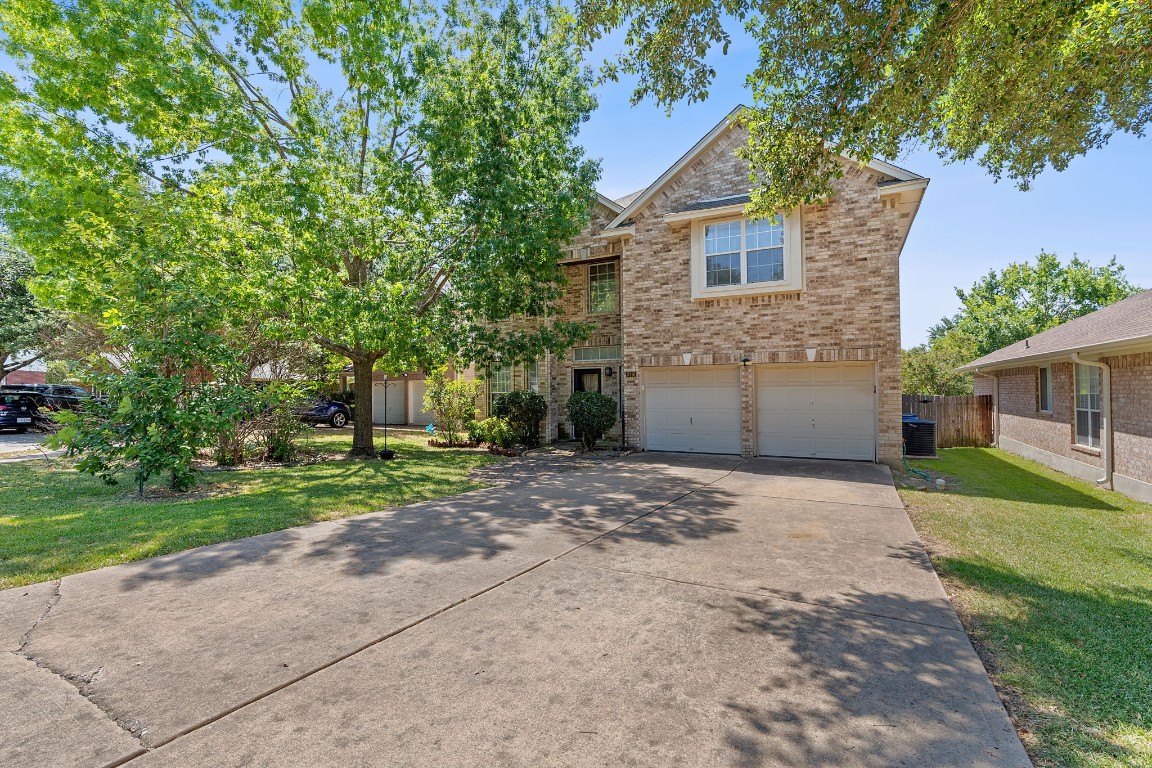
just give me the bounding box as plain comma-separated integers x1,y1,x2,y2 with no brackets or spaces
578,34,1152,347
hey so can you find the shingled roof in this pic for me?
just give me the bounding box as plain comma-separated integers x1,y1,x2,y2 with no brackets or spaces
958,289,1152,371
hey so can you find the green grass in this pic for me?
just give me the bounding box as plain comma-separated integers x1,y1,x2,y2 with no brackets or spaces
900,448,1152,768
0,429,498,590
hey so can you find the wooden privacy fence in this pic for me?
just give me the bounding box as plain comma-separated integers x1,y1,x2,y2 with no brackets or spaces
901,394,993,448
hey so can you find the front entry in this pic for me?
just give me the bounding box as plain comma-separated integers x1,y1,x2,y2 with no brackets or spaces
571,368,603,439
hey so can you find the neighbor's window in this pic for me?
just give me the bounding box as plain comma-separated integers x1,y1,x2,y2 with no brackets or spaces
489,366,512,412
1074,364,1101,448
1038,366,1053,412
704,215,785,288
528,361,539,392
588,262,617,313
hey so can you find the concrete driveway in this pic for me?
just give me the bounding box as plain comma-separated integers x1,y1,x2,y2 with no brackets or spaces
1,454,1030,768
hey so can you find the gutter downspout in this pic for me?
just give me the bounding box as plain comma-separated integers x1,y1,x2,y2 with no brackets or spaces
975,368,998,447
1070,352,1113,489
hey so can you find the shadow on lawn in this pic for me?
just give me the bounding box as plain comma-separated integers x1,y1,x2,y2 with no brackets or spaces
114,455,742,589
937,555,1152,766
925,449,1123,511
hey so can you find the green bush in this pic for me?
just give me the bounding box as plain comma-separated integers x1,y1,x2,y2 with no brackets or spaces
493,390,548,447
423,367,481,447
465,419,484,445
477,417,516,449
52,370,244,494
259,384,313,462
565,391,617,451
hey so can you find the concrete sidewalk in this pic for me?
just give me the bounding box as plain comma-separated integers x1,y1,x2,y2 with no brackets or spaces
1,454,1031,768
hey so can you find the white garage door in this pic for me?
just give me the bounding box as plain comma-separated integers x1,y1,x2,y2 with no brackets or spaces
408,380,433,425
644,367,741,454
372,381,406,424
757,364,876,460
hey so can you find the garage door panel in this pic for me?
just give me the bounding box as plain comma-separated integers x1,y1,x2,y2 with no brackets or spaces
645,368,741,455
756,364,876,461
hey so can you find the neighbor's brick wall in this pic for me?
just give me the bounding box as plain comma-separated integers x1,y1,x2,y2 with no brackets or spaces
994,363,1102,468
618,124,907,463
1102,352,1152,485
1,369,46,386
973,374,995,397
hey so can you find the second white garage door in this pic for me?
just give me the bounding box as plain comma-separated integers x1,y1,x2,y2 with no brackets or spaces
644,367,741,454
756,364,876,460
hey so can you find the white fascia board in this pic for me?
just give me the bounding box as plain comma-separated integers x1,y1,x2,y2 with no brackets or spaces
600,225,635,239
878,178,929,196
596,193,624,214
662,203,747,224
960,335,1152,372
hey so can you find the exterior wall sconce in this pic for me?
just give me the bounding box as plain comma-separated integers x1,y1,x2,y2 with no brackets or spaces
604,367,615,377
741,357,751,367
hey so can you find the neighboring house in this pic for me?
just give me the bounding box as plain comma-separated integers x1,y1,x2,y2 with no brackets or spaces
1,354,47,386
480,107,928,465
335,368,438,427
960,290,1152,502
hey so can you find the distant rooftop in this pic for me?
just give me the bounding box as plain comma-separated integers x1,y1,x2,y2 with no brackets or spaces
959,290,1152,370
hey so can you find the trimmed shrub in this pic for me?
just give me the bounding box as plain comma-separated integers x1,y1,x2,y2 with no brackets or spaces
477,417,516,449
493,390,548,447
565,391,617,451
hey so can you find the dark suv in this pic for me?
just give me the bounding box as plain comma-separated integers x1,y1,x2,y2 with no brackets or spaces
0,393,38,433
298,398,351,428
1,383,91,411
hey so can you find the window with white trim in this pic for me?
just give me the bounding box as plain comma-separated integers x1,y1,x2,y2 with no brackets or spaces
689,212,802,299
489,366,512,412
588,262,617,313
1074,364,1101,448
1038,365,1053,413
528,361,539,392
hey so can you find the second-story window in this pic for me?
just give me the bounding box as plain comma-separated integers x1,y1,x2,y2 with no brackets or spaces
705,215,785,288
589,262,617,313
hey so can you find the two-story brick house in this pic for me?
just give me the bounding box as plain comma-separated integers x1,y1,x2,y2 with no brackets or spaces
481,108,928,466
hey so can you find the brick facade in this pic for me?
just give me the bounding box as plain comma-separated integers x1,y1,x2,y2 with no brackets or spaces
478,117,922,464
618,126,908,464
985,353,1152,500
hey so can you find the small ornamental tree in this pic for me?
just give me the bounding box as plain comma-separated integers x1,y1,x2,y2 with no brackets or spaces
566,391,617,450
493,390,548,447
424,369,482,447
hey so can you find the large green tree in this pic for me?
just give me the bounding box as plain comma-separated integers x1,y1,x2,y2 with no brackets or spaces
577,0,1152,214
930,252,1140,359
0,0,598,457
0,236,62,377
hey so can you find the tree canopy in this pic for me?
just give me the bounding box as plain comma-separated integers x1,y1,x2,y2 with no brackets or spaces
0,0,599,455
577,0,1152,215
930,251,1141,360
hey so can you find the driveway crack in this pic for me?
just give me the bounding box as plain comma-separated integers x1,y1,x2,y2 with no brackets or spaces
17,578,61,654
10,650,148,749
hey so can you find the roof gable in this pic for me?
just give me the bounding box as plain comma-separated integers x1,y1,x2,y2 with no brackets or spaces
605,106,925,231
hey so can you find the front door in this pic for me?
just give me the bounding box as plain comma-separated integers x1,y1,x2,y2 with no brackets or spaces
572,368,602,438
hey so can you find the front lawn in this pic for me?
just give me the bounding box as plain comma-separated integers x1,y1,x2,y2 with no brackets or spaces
0,429,497,590
900,448,1152,768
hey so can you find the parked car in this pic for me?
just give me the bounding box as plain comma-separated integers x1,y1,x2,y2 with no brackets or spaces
1,384,91,411
0,393,38,433
299,398,351,428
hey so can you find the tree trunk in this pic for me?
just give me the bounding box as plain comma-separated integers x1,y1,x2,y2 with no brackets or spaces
350,356,376,457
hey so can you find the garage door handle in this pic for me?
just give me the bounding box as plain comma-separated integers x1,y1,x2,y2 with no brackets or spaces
689,417,693,425
811,419,815,428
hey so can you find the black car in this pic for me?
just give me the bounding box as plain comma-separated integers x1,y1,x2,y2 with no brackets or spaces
299,398,351,428
0,393,38,433
1,384,91,411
